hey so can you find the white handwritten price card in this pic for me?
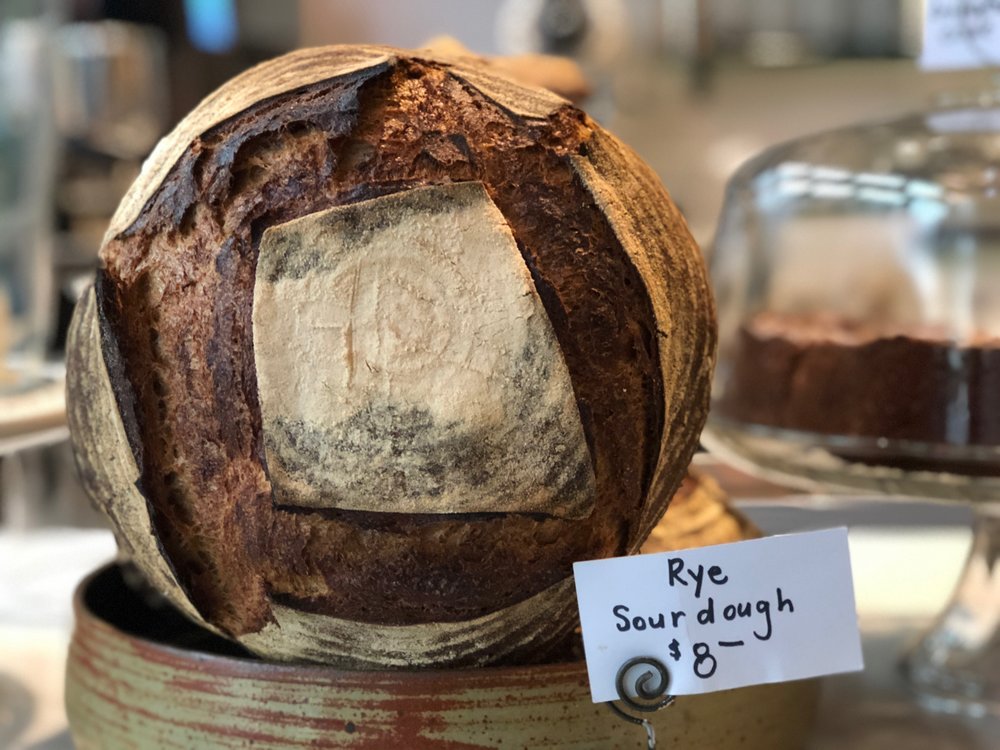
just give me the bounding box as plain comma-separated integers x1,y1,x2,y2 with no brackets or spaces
921,0,1000,70
573,527,863,702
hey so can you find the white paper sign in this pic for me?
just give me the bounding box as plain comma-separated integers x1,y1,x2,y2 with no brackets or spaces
573,528,863,703
921,0,1000,70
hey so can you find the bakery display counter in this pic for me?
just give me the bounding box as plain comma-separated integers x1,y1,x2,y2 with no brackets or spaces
2,482,996,749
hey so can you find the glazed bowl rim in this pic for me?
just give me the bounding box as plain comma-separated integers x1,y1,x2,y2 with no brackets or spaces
73,562,588,683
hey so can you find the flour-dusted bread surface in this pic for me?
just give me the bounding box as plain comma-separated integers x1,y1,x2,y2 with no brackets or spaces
253,182,596,518
68,45,715,665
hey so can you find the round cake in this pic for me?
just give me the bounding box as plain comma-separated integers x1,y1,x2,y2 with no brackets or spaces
719,311,1000,448
66,45,715,666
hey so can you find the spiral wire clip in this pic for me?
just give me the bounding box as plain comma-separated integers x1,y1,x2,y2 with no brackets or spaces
605,656,676,750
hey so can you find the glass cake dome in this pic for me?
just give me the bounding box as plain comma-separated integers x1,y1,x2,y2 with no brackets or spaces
703,94,1000,717
704,94,1000,501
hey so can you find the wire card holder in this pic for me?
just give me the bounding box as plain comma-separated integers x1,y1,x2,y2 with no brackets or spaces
605,656,676,750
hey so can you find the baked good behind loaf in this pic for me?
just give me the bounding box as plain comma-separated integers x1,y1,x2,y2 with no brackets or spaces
67,45,715,667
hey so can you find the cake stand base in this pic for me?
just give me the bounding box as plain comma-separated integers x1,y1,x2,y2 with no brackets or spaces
903,505,1000,718
703,421,1000,717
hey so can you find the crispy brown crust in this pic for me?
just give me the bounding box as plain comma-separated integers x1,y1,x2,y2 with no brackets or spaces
91,48,708,635
66,285,214,630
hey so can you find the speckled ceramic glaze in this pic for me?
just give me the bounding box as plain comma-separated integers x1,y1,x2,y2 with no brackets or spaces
66,564,819,749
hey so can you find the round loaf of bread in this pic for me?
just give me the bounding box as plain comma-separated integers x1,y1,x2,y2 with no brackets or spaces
67,45,715,667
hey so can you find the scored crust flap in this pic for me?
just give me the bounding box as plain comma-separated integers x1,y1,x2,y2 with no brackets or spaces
105,46,393,243
572,129,717,547
242,577,577,668
66,286,212,629
105,45,568,246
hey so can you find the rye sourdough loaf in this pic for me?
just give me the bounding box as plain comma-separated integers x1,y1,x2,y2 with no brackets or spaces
67,45,716,667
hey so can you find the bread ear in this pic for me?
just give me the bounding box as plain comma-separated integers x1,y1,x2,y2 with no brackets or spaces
66,285,213,630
